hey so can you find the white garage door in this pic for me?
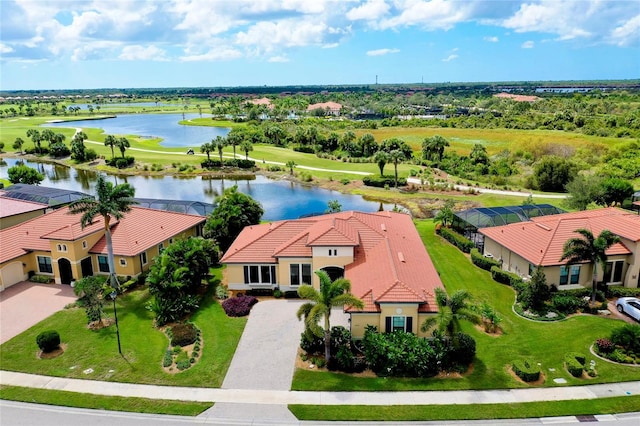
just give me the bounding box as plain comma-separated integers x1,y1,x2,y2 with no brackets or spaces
0,262,25,291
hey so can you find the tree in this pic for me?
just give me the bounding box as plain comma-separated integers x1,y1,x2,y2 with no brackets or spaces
560,229,620,304
240,141,253,160
285,160,297,175
116,137,130,158
7,164,44,185
12,137,24,154
68,175,137,290
296,270,364,362
326,200,342,213
565,175,605,211
469,144,489,165
358,133,378,157
601,178,634,207
533,156,577,192
226,129,244,158
388,149,406,188
434,199,455,227
200,141,213,161
212,136,226,162
373,150,390,176
422,135,449,162
71,132,88,162
204,185,264,253
420,287,479,337
26,129,42,154
520,266,550,312
74,275,106,324
104,135,117,159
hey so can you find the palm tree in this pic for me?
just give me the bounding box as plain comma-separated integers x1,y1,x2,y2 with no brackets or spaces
104,135,117,159
286,160,297,175
68,175,137,289
26,129,41,154
240,141,253,160
560,229,620,304
116,137,130,158
374,150,390,177
389,149,406,187
200,141,213,161
13,137,24,155
226,130,244,159
297,270,364,362
420,287,479,337
212,136,226,162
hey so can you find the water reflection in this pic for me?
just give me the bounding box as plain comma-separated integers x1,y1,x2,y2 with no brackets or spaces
0,158,393,220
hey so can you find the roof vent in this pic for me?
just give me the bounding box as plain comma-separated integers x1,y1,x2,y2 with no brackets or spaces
398,252,405,262
381,223,386,232
536,223,551,231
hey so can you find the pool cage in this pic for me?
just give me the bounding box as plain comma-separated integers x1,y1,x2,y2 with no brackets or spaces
0,184,91,207
452,204,565,251
134,198,214,216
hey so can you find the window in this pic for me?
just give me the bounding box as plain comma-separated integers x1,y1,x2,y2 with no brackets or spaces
328,249,337,256
37,256,53,273
604,260,624,284
119,258,127,267
392,316,406,332
169,238,173,244
140,251,148,265
57,244,67,252
243,265,276,285
97,255,110,273
385,316,413,333
289,263,311,286
570,265,581,284
559,266,569,285
528,263,534,277
158,243,164,254
82,241,87,249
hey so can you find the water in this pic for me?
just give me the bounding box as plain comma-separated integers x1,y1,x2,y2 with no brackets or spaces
63,102,186,109
0,159,390,221
44,114,230,148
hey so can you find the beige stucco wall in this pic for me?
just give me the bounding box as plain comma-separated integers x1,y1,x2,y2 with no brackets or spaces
349,307,435,339
0,210,46,230
350,313,380,339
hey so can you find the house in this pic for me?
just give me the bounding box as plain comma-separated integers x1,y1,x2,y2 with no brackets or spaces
479,207,640,289
0,196,48,230
0,206,206,291
221,211,442,338
306,101,342,116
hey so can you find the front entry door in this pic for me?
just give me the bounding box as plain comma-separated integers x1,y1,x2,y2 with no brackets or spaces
58,258,73,284
81,257,93,278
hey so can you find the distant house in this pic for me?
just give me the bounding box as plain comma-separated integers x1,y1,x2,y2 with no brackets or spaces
306,101,342,116
0,206,205,291
480,207,640,289
221,211,442,338
247,97,274,109
0,196,48,230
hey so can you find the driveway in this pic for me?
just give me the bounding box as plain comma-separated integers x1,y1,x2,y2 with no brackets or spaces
0,282,77,344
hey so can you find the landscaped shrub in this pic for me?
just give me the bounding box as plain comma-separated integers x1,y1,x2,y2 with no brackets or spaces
36,330,60,353
607,286,640,298
221,294,258,317
512,359,540,382
595,338,615,354
565,352,586,377
300,331,324,355
551,293,587,314
449,332,477,366
439,227,474,253
175,350,191,370
490,266,524,287
610,323,640,353
163,349,173,367
170,323,198,347
293,146,315,154
29,275,52,284
201,159,223,169
470,248,501,271
362,175,407,188
107,156,135,168
222,159,255,169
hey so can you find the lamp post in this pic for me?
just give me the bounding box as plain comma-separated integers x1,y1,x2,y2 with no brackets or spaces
110,290,122,356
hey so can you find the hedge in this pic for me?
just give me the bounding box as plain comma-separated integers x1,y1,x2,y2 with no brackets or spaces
470,248,501,271
565,352,585,378
201,159,256,169
512,359,540,382
362,175,407,188
490,266,524,287
439,227,474,253
36,330,60,353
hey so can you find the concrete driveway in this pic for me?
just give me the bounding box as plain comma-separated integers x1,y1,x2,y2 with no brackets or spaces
0,282,77,344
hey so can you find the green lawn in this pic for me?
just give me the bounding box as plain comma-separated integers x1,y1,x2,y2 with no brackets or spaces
291,220,640,391
0,270,246,387
0,385,212,416
289,395,640,421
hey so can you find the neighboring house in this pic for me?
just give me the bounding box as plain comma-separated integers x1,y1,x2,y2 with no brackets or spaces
0,206,205,291
247,97,274,109
0,196,48,230
306,101,342,116
480,207,640,290
221,211,442,338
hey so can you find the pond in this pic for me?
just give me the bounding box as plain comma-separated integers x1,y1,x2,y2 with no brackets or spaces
0,159,392,221
44,113,229,148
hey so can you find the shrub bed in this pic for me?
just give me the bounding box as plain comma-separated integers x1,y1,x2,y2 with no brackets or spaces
106,156,135,169
512,359,540,382
565,352,586,377
36,330,60,353
594,324,640,365
490,266,524,287
169,323,198,347
221,294,258,317
470,249,501,271
439,227,474,253
362,175,407,188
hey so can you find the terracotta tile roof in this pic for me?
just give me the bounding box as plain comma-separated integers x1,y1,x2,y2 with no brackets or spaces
480,207,638,266
0,206,205,263
493,93,541,102
0,196,48,218
222,211,443,312
307,101,342,111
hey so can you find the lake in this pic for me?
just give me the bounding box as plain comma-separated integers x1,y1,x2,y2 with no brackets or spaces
0,159,392,221
44,113,229,148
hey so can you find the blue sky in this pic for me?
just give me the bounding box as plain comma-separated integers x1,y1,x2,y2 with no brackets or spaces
1,0,639,91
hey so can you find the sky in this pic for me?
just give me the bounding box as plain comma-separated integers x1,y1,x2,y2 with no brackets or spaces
1,0,639,91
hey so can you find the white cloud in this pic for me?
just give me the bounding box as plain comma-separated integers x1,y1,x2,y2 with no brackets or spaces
347,0,390,21
0,43,14,53
442,54,458,62
268,55,290,62
367,48,400,56
609,14,640,47
483,36,499,42
379,0,475,31
180,46,243,62
521,40,535,48
119,45,168,61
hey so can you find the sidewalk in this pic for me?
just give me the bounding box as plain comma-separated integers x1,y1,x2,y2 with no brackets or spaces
2,370,638,406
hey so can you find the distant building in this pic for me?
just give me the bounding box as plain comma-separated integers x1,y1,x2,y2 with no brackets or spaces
307,101,342,116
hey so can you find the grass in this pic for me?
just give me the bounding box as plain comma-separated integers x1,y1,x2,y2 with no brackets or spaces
289,395,640,421
291,220,640,391
0,385,212,416
0,268,246,388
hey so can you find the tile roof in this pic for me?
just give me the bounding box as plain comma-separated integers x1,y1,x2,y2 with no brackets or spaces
0,206,205,263
0,195,48,218
307,101,342,111
222,211,443,312
479,207,639,266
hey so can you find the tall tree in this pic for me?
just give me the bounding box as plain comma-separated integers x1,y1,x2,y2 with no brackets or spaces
240,141,253,160
434,199,455,228
226,129,244,158
68,175,137,290
12,137,24,155
200,141,213,161
565,175,605,211
374,150,390,177
560,229,620,304
420,287,479,337
286,160,297,175
26,129,41,154
104,135,117,159
601,178,634,207
7,164,44,185
116,137,130,158
389,149,406,188
297,270,364,362
212,136,226,162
